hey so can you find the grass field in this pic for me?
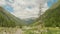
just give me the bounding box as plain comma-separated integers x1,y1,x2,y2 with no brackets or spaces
23,27,60,34
42,27,60,34
0,27,60,34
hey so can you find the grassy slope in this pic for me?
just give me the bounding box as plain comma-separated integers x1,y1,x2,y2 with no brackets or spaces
0,7,26,27
31,0,60,27
41,0,60,27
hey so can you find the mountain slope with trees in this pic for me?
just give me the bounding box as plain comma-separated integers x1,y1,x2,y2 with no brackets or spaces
41,0,60,27
0,7,26,27
32,0,60,27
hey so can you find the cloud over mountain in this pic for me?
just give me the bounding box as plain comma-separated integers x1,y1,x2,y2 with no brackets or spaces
0,0,48,19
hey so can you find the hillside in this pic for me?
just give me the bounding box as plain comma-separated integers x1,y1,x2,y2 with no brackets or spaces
41,0,60,27
32,0,60,27
0,7,25,27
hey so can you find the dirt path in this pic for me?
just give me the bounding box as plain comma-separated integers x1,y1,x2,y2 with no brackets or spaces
15,28,23,34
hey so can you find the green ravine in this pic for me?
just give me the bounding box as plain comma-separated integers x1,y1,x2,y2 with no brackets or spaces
0,0,60,34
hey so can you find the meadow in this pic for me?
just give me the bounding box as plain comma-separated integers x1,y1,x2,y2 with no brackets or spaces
0,27,60,34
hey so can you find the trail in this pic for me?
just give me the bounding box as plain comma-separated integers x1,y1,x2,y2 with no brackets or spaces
15,28,23,34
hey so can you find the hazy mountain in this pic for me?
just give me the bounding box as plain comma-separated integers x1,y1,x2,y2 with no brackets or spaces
22,18,37,25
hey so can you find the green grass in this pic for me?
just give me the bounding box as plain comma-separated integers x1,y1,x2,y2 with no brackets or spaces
0,27,60,34
41,27,60,34
23,27,60,34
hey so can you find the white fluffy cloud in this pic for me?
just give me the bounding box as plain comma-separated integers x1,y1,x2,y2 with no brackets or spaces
0,0,48,19
0,0,6,6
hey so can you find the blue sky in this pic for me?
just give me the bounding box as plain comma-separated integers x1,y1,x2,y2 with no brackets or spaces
47,0,57,7
4,5,14,12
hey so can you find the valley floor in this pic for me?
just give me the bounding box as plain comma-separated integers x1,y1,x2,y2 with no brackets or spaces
0,27,60,34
